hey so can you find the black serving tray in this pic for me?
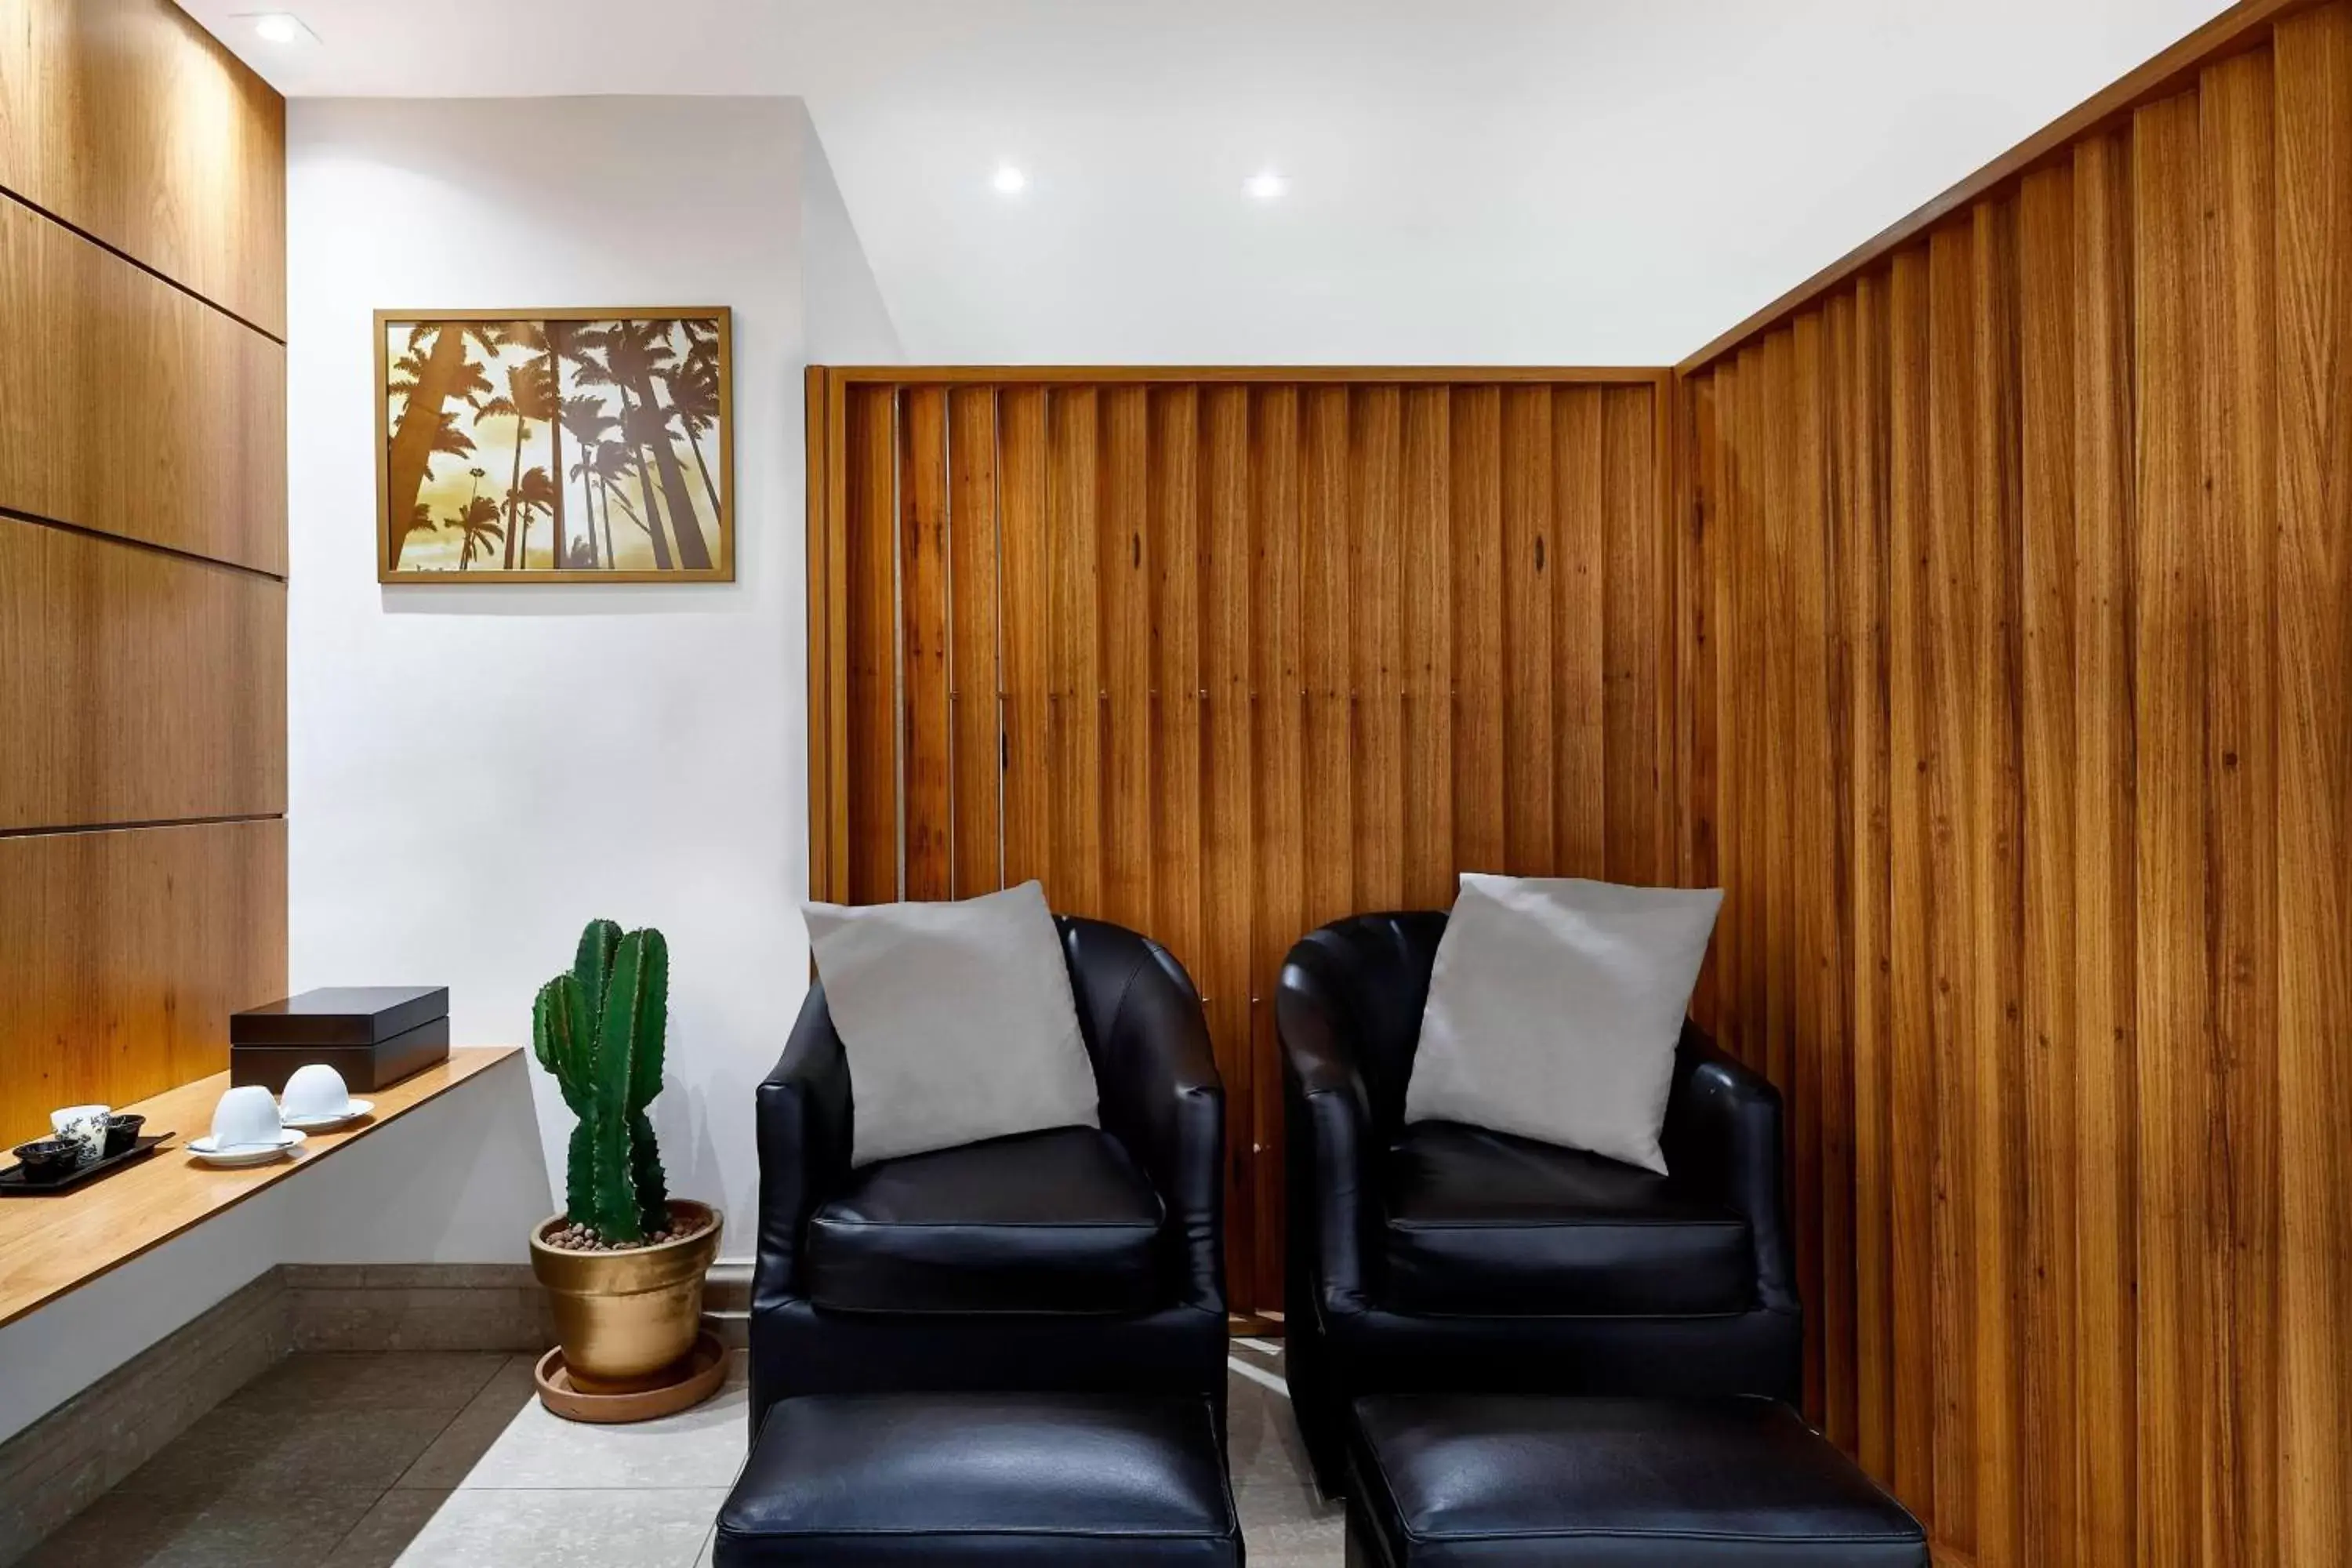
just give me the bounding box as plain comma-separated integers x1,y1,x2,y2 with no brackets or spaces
0,1134,174,1196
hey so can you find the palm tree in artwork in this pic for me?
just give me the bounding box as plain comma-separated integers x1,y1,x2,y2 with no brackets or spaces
578,321,711,570
561,395,619,568
384,322,503,569
510,466,557,567
481,341,557,570
666,326,724,526
447,495,505,569
595,441,650,566
387,409,479,568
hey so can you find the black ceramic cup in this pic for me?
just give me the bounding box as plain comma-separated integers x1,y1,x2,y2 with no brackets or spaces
10,1138,83,1184
103,1112,146,1157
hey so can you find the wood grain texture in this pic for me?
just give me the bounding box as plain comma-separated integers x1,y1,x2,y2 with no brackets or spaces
812,371,1669,1311
0,521,285,830
0,198,286,574
1674,11,2351,1563
0,819,287,1149
0,1049,517,1327
0,0,287,336
0,0,287,1165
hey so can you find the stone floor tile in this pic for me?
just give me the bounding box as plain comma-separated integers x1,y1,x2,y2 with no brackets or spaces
383,1486,726,1567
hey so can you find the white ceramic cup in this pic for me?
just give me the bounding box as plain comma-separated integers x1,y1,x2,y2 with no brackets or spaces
281,1064,353,1122
211,1085,285,1151
50,1105,111,1162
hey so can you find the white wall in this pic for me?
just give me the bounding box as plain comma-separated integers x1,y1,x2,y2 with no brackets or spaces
285,96,880,1261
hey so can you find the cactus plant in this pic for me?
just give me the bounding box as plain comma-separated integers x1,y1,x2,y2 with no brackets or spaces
532,919,671,1244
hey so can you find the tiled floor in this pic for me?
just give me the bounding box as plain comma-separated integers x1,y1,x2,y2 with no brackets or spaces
27,1339,1341,1566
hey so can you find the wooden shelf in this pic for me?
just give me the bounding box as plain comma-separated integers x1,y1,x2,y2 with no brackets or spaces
0,1046,521,1329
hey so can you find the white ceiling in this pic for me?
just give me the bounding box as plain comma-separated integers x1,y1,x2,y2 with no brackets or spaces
189,0,2232,363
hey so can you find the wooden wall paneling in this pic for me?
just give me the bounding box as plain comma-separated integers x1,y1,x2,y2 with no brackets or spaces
2131,88,2210,1568
2270,9,2352,1562
1351,387,1406,910
1603,386,1665,885
0,200,287,574
1788,312,1837,1433
1447,386,1505,875
1200,385,1257,1304
1968,193,2026,1568
947,387,1003,898
1047,387,1104,918
1102,386,1156,937
1247,385,1304,1309
844,384,900,903
0,820,287,1146
0,0,287,336
1301,387,1356,924
1881,246,1938,1515
899,387,952,902
1679,371,1722,1021
806,367,838,901
1149,387,1207,984
1553,390,1607,878
1399,387,1455,909
999,387,1051,889
2013,158,2082,1568
2199,51,2280,1568
0,522,285,830
1840,270,1896,1484
2069,125,2140,1568
1499,385,1555,877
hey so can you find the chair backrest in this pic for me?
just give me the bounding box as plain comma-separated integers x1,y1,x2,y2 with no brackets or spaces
1282,910,1449,1143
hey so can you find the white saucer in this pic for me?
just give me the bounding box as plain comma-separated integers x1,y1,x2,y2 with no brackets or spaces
278,1099,373,1132
188,1130,307,1167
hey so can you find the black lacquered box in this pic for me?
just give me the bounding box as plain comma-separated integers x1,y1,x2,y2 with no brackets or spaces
230,986,451,1092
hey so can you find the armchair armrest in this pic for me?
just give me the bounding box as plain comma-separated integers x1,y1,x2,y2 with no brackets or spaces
1275,953,1379,1318
1091,942,1226,1316
1661,1022,1798,1316
752,983,853,1312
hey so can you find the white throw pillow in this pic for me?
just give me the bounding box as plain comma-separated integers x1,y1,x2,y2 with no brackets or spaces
802,880,1099,1166
1405,873,1723,1175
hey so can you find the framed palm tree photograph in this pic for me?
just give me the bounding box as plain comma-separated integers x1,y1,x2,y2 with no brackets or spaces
376,307,733,582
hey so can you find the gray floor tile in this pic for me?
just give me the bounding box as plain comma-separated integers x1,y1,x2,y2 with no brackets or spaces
394,1356,540,1490
385,1487,726,1567
456,1379,750,1491
114,1405,458,1502
26,1486,381,1568
321,1490,452,1568
230,1354,506,1418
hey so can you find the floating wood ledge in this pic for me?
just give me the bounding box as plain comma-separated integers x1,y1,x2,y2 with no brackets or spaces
0,1047,521,1329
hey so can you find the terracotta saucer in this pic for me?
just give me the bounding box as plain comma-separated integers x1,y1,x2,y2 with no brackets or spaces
533,1330,728,1424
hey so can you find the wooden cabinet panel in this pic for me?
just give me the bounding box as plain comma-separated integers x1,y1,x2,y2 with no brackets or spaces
0,0,286,336
0,520,285,830
0,818,287,1148
0,198,286,573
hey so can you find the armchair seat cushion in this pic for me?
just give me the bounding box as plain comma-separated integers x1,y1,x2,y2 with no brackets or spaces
1381,1123,1753,1317
807,1126,1166,1316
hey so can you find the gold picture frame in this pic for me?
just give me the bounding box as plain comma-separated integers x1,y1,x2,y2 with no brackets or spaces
376,307,734,583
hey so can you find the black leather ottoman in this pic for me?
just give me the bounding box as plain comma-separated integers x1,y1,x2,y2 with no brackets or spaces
1346,1395,1926,1566
715,1391,1241,1566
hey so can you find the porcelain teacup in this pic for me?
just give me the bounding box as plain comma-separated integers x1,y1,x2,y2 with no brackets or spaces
49,1105,111,1163
281,1065,354,1123
210,1085,285,1151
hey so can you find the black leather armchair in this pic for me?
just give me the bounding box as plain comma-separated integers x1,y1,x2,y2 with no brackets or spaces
750,915,1228,1439
1279,912,1800,1495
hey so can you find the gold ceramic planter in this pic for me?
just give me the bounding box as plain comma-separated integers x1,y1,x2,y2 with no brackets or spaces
528,1200,721,1393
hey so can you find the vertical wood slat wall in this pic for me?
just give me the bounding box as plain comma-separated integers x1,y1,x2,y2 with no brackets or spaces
1674,3,2352,1563
0,0,289,1146
808,368,1674,1312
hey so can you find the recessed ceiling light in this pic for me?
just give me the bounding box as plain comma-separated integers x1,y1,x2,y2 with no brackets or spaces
245,12,314,43
1245,169,1288,201
992,164,1027,195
